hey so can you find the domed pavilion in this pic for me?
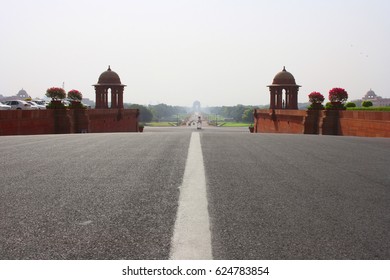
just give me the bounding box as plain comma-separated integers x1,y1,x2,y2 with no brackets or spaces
93,66,126,109
267,67,300,109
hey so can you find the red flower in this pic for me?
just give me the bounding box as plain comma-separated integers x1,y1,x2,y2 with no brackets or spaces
46,87,66,100
308,91,325,104
329,88,348,103
67,89,82,101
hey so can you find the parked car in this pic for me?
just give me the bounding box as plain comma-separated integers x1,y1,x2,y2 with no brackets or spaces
27,101,46,109
0,101,11,110
32,99,49,107
4,100,38,110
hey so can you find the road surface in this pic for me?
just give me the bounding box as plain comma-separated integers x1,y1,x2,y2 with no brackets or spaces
0,127,389,259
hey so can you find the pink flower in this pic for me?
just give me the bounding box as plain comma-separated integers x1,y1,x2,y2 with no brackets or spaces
329,88,348,103
46,87,66,100
67,89,83,101
308,91,325,104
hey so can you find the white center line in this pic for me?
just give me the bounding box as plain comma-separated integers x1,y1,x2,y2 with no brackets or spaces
169,132,212,260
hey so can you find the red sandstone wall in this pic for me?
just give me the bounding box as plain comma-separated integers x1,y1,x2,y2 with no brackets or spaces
0,110,56,135
88,109,138,133
254,109,390,138
338,111,390,137
0,109,139,136
255,109,306,134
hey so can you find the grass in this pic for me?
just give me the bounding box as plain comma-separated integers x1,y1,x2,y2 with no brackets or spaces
347,106,390,111
145,122,178,127
218,122,251,127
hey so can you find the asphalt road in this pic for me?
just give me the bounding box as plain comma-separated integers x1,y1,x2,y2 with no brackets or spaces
0,127,389,259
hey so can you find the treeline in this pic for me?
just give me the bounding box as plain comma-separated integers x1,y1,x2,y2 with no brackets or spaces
125,103,188,122
204,105,258,123
125,103,261,123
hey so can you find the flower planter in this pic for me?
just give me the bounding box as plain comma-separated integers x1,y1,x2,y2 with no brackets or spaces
69,100,84,109
139,126,144,132
47,100,65,109
249,127,254,133
328,102,346,110
308,103,324,110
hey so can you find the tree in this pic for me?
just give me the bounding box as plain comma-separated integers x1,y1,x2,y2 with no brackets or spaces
205,105,256,122
148,103,187,121
242,108,254,123
126,104,153,122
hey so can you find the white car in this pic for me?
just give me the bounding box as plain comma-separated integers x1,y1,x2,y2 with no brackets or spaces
0,101,11,110
4,100,38,110
33,100,49,107
27,101,46,110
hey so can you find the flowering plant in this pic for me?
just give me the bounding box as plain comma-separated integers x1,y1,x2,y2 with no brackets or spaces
329,88,348,103
46,87,66,100
308,92,325,104
67,89,82,101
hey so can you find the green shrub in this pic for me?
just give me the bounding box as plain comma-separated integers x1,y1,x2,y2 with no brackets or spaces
345,102,356,108
307,103,324,110
325,102,345,110
362,101,373,107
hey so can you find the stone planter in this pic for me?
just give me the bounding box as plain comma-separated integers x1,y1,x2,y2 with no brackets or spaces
47,100,65,109
69,100,84,109
309,103,324,110
328,102,346,110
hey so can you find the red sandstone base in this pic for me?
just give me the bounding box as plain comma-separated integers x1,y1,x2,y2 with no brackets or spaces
254,109,390,138
0,109,139,136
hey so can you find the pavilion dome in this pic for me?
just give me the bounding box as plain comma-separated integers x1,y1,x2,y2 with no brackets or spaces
271,66,297,85
16,88,29,98
364,89,377,99
97,66,122,85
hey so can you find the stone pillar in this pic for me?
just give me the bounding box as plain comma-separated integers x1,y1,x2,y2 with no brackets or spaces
104,89,109,108
270,89,276,109
276,90,283,109
285,90,289,109
95,87,106,109
118,88,124,109
111,88,117,108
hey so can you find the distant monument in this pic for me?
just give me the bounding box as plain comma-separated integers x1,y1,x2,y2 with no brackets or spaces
362,89,378,100
193,100,201,112
16,89,29,99
93,66,126,109
361,89,390,107
267,67,300,109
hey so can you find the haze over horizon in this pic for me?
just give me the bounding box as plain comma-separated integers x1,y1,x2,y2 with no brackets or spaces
1,0,389,107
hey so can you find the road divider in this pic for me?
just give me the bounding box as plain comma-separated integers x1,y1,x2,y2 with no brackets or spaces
170,132,212,259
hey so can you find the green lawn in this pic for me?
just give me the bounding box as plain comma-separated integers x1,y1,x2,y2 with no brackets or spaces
347,106,390,111
145,122,178,127
218,122,251,127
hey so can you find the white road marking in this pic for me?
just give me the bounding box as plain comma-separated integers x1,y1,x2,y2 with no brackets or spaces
169,132,212,260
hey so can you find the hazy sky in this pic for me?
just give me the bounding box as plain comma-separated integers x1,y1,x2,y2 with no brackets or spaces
1,0,389,106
